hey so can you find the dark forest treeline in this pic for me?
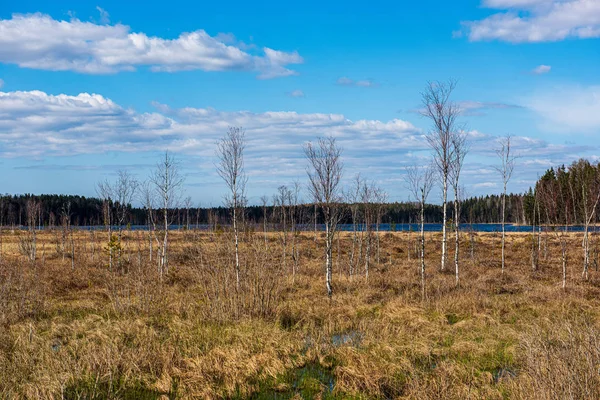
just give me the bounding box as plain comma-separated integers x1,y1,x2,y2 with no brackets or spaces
0,192,530,227
524,160,600,226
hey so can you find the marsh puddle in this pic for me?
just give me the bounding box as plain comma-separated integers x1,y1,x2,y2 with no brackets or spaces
247,362,337,399
331,330,363,347
63,378,176,400
303,330,363,353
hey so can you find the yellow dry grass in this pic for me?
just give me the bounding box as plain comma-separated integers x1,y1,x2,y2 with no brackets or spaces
1,228,600,399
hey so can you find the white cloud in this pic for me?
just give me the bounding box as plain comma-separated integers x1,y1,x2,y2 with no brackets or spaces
355,80,377,87
409,101,522,117
0,88,595,198
336,77,354,86
457,101,523,116
0,90,420,162
336,77,378,87
462,0,600,42
287,89,305,98
215,32,256,51
96,6,110,25
532,64,551,74
473,182,498,188
524,85,600,133
466,127,594,158
0,13,303,78
483,0,548,8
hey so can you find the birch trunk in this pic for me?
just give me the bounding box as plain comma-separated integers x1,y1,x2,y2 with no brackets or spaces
442,177,447,271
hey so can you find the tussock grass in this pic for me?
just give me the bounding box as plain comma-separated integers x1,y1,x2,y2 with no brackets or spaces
1,230,600,398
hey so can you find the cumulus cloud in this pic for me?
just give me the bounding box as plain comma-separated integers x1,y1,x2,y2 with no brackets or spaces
0,88,595,198
532,64,551,74
215,32,256,51
464,127,594,159
0,13,303,78
0,89,420,161
462,0,600,42
336,77,378,87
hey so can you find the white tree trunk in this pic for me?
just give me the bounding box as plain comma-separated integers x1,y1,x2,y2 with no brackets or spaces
501,184,506,274
441,175,448,271
325,219,333,298
233,203,240,290
420,196,426,301
454,199,460,286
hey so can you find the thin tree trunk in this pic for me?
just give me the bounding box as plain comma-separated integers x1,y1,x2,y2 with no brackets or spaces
325,219,332,298
108,225,112,272
454,200,460,286
501,183,506,274
336,231,340,278
263,209,268,249
90,229,95,262
407,222,411,261
314,204,318,242
420,196,426,301
441,176,448,271
364,232,371,281
376,217,381,265
233,204,240,290
70,224,75,271
562,238,567,290
349,221,357,278
584,227,590,280
162,203,168,277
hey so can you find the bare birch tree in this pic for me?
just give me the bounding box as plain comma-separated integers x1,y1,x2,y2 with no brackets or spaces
97,171,137,272
150,151,184,278
260,195,270,248
275,185,291,273
216,127,247,290
421,79,460,272
570,160,600,280
184,196,192,231
290,181,301,281
450,131,469,286
96,182,114,271
361,181,376,281
60,202,75,271
495,134,516,275
346,174,363,278
539,168,570,289
114,170,138,271
406,163,434,301
20,199,40,263
304,136,343,298
374,187,387,266
139,180,159,264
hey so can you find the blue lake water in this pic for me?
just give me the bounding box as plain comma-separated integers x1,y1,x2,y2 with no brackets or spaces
20,223,595,233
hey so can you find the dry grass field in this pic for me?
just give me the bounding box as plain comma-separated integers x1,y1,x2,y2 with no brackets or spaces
1,228,600,399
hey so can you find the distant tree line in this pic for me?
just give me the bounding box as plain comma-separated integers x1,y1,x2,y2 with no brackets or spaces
0,192,539,228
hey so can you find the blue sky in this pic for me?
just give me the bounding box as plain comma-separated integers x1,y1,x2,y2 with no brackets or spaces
0,0,599,205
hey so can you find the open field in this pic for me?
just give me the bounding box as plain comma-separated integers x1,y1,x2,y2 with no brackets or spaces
1,229,600,399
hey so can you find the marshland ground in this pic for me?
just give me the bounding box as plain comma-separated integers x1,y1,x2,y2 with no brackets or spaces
1,229,600,399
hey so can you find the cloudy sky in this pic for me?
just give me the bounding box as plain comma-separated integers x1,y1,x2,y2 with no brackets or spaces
0,0,599,205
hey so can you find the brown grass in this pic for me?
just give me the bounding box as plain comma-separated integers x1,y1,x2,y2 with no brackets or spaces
1,228,600,399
